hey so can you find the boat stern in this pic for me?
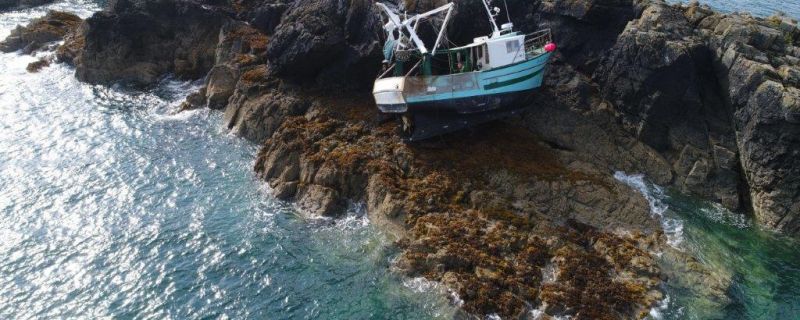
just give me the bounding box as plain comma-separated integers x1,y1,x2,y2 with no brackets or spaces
373,77,408,113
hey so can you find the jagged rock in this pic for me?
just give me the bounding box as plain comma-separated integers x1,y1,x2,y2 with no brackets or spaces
266,0,383,86
0,11,82,54
26,57,50,72
178,88,207,112
713,145,737,169
736,80,800,234
205,65,237,109
55,25,85,65
272,181,298,199
685,159,710,187
296,184,343,217
75,0,231,85
243,1,290,34
590,1,800,225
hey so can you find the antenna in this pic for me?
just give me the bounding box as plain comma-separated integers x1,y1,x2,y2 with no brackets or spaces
503,0,511,23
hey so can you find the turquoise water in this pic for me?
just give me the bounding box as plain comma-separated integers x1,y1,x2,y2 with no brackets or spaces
2,1,800,320
0,2,457,319
671,0,800,18
617,174,800,320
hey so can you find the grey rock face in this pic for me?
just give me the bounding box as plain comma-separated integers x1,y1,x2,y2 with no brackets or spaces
266,0,383,86
75,0,230,85
736,80,800,233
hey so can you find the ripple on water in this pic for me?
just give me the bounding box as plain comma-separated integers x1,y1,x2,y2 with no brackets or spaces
0,4,457,319
615,172,800,319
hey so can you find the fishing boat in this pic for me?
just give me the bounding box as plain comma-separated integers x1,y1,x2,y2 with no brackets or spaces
373,0,556,141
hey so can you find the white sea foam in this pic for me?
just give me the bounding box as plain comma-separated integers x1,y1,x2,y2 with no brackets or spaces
648,294,671,319
614,172,685,248
401,276,464,308
700,202,752,229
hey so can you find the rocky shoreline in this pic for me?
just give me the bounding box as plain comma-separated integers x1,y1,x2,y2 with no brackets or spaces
2,0,799,318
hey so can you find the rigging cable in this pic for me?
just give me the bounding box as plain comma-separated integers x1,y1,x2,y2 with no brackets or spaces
503,0,511,23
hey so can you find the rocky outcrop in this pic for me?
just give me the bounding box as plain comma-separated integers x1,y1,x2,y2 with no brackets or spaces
593,2,800,234
0,10,82,54
73,0,232,85
265,0,383,86
0,10,83,73
249,90,666,318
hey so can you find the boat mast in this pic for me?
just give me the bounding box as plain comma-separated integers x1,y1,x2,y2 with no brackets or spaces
375,2,455,55
481,0,500,37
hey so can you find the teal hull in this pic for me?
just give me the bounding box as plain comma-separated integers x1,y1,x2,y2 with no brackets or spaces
401,52,552,110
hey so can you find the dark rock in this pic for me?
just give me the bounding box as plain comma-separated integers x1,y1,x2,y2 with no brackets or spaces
75,0,232,85
178,88,207,112
273,181,299,199
245,2,290,34
713,145,737,169
685,159,711,187
0,11,82,54
26,57,50,72
266,0,383,87
735,80,800,234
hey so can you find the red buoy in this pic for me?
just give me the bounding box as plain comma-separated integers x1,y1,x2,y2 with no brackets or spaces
544,43,557,52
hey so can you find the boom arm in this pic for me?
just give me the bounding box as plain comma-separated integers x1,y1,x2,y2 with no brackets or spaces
375,2,454,55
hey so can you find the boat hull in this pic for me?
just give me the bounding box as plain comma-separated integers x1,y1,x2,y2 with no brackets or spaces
399,90,533,141
374,52,551,114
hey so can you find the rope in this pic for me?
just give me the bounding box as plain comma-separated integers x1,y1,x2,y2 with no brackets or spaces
503,0,511,23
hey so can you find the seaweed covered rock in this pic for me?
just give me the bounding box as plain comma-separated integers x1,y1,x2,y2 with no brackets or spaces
74,0,232,85
397,215,663,319
0,10,82,54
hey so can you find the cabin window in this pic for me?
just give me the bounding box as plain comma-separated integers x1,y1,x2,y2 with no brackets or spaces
506,40,520,53
477,46,483,60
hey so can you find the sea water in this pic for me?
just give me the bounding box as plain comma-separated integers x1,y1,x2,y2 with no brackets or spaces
0,2,458,318
616,173,800,320
2,1,800,319
670,0,800,19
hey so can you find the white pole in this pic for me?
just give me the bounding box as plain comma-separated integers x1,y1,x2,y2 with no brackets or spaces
482,0,500,36
431,5,453,54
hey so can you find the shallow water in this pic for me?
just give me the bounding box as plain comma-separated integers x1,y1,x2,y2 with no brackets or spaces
670,0,800,19
616,173,800,320
2,1,800,320
0,2,458,319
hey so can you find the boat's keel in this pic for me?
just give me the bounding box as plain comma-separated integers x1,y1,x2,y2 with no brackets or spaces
396,105,529,142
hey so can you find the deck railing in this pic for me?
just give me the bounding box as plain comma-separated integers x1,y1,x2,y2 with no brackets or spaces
525,29,552,55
